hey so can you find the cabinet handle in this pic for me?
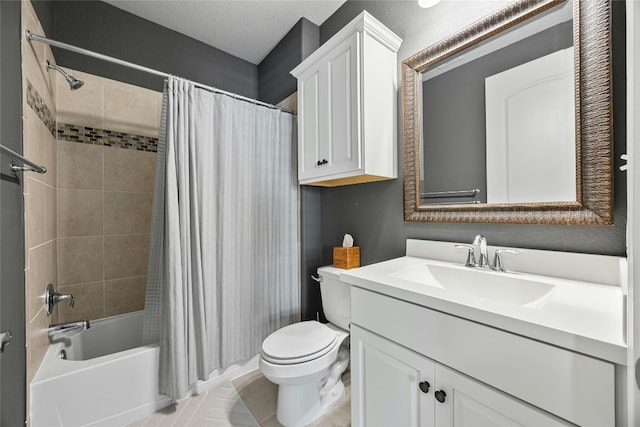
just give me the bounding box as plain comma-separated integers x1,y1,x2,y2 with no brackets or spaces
418,381,430,393
321,159,328,165
435,390,446,403
317,160,322,166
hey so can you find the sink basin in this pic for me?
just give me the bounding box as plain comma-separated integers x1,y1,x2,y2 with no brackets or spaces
390,263,556,308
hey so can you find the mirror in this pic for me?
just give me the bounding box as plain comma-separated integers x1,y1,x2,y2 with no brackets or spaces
402,0,613,224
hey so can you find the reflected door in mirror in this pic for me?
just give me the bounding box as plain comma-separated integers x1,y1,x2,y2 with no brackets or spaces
485,47,576,204
420,15,573,206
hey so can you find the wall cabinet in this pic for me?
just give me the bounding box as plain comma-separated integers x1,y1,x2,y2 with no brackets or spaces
291,12,402,187
351,287,615,427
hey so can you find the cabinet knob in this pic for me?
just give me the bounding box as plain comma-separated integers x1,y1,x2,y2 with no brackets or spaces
435,390,446,403
418,381,430,394
317,160,322,166
321,159,328,165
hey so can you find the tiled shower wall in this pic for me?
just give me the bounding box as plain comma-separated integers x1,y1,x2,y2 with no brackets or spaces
55,70,161,322
22,0,161,385
21,0,58,417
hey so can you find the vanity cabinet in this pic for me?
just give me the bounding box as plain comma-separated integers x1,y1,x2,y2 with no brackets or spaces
351,287,616,427
290,11,401,187
352,325,569,427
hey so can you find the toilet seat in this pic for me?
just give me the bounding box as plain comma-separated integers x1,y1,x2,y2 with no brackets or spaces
261,321,338,365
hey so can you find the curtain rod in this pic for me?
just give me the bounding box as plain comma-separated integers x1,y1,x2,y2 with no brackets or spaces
25,30,295,115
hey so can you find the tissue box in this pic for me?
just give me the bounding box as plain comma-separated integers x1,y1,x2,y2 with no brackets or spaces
333,247,360,269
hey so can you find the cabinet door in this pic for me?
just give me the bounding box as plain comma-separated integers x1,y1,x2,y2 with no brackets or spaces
434,365,571,427
297,64,324,181
352,325,435,427
324,32,361,177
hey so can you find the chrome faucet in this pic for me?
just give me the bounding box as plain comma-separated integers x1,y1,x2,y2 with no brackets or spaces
44,283,74,316
454,243,477,267
47,318,90,336
472,234,489,268
456,235,519,272
492,249,519,272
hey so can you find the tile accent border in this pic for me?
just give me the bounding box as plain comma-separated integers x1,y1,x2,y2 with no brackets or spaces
57,123,158,152
27,78,159,153
26,79,56,136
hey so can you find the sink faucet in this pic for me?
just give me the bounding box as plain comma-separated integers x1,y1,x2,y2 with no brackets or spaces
47,318,90,337
492,249,519,272
456,235,519,271
472,234,489,268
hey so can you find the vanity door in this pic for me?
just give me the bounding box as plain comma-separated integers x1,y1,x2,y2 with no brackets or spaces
352,324,435,427
434,365,570,427
352,324,571,427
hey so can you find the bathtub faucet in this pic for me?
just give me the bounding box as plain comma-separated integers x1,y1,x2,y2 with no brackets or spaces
44,283,74,316
47,318,90,336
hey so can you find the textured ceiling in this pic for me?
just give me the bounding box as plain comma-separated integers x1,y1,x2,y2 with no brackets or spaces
103,0,346,65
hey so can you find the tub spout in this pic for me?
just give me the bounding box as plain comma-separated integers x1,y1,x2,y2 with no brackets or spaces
48,318,90,336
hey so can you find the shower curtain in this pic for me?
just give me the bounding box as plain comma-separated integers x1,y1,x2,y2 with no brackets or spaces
143,76,299,399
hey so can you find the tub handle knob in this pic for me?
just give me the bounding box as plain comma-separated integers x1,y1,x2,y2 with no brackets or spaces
44,283,75,316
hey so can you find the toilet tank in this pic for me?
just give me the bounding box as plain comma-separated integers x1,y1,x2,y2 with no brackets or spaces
317,266,351,330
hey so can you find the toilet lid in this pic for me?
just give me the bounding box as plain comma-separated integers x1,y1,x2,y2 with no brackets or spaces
262,321,337,364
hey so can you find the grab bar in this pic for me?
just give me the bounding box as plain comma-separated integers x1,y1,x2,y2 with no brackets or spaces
421,188,479,199
0,144,47,175
423,200,482,205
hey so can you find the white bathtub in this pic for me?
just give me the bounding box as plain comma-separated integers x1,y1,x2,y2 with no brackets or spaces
31,311,167,426
31,311,258,427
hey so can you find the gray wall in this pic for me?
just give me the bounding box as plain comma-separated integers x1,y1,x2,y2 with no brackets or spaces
256,17,323,321
300,187,325,322
311,1,626,287
0,1,26,424
34,0,257,95
258,18,319,105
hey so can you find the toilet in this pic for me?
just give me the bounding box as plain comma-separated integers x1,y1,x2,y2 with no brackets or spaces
259,266,350,427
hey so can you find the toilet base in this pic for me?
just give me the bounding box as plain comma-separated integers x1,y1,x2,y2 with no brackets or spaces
276,377,345,427
320,378,345,412
275,343,350,427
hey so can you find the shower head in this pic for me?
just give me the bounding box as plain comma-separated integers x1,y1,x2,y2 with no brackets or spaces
45,60,84,90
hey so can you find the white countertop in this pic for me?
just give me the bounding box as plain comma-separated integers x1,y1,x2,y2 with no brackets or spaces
338,255,627,365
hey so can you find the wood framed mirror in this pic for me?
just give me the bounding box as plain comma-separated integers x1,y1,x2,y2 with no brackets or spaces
402,0,613,224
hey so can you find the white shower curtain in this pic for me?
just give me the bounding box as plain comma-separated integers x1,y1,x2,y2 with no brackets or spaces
143,76,299,399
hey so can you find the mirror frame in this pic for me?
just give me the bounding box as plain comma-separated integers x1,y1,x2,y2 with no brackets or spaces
402,0,613,225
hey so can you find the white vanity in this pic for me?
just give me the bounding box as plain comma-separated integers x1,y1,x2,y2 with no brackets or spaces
340,239,626,427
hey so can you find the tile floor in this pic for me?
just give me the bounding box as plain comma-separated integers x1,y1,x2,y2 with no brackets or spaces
128,370,351,427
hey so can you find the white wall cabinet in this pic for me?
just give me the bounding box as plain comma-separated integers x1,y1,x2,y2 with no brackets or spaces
351,287,615,427
352,325,570,427
291,11,402,187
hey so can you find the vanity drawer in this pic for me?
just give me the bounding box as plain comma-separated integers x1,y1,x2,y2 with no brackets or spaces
351,287,615,427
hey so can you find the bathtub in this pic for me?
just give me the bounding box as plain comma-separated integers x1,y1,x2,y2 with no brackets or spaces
31,311,258,427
